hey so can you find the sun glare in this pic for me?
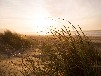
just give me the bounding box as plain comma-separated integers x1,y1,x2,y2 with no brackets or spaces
29,8,54,35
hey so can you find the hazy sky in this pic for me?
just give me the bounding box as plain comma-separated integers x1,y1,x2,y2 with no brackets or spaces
0,0,101,34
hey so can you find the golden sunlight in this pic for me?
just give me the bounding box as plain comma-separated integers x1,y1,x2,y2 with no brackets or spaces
29,8,54,35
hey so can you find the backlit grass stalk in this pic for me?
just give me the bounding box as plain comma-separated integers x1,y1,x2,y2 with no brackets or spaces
40,21,101,76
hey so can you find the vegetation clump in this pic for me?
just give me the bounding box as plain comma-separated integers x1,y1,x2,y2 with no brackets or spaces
37,21,101,76
0,30,33,57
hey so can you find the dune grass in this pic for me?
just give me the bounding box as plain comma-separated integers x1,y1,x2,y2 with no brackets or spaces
0,21,101,76
35,23,101,76
0,30,34,58
20,21,101,76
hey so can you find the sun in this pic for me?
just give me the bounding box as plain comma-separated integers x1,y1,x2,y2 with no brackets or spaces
29,8,54,35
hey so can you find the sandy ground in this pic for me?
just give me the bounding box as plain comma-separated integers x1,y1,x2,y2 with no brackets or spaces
0,48,42,76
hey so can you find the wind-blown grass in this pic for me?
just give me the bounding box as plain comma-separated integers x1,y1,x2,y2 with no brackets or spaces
36,21,101,76
0,20,101,76
18,21,101,76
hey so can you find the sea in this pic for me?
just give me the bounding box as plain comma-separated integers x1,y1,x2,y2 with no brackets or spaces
83,30,101,36
71,30,101,36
